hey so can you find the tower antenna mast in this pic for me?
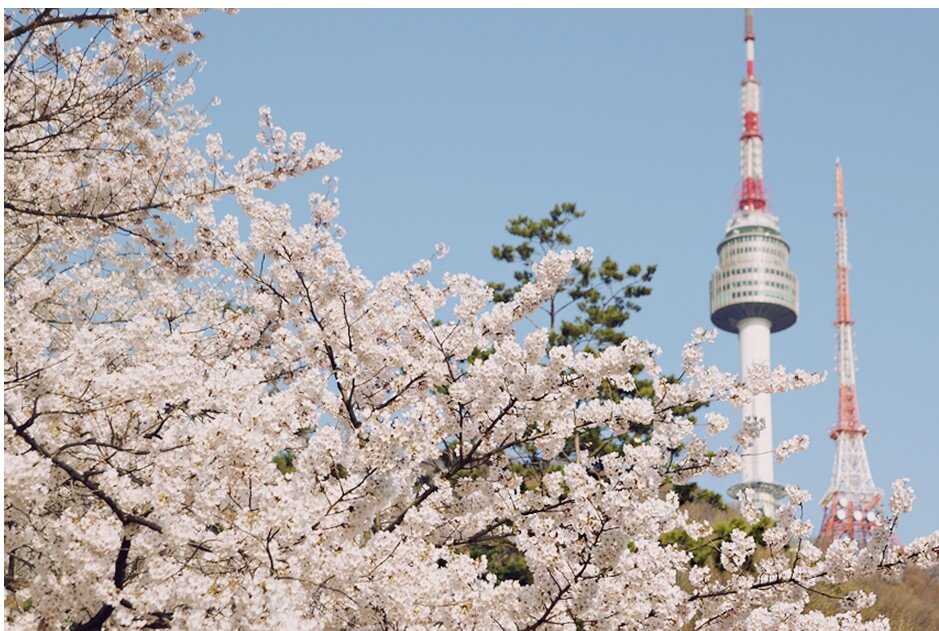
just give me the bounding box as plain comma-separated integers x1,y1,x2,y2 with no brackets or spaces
817,159,884,546
739,8,766,212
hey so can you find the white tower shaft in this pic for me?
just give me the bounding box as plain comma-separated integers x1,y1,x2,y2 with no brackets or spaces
739,317,777,515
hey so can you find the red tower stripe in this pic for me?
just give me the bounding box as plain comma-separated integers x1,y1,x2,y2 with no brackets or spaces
836,267,852,324
834,384,864,436
742,112,761,137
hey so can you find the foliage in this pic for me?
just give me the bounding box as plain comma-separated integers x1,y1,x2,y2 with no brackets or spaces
661,516,772,571
489,202,656,352
466,538,534,586
488,204,701,470
490,204,669,457
807,566,939,631
5,9,939,631
484,205,663,580
674,482,730,512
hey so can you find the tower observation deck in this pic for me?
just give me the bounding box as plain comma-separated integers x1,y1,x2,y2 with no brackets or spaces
710,211,798,334
713,9,799,517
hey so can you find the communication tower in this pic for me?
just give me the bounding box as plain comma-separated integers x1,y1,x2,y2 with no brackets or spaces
817,160,884,547
710,9,799,517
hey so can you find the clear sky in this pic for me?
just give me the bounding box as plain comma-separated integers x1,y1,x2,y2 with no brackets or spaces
188,9,939,542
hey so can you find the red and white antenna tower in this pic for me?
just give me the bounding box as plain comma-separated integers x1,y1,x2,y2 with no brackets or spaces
817,159,884,547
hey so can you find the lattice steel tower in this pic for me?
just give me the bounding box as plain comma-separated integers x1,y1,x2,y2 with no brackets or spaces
711,9,799,518
817,160,884,547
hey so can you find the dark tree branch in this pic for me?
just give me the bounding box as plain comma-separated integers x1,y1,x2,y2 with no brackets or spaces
114,536,132,589
5,410,163,533
72,604,115,631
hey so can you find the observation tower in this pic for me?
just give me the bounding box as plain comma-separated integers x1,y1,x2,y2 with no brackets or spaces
816,160,883,547
710,9,799,517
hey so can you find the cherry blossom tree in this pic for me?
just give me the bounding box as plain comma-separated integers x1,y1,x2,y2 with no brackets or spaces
5,9,938,630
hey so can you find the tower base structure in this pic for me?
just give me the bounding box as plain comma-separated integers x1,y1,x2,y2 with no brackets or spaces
818,491,883,548
728,481,786,518
817,431,883,547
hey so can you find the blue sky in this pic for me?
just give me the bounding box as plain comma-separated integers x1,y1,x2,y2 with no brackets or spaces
188,9,939,542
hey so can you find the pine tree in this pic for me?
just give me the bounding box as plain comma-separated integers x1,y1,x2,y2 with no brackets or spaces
489,203,667,459
489,202,656,353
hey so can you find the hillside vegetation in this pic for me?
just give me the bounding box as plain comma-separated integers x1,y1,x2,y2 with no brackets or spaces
676,484,939,629
806,565,939,630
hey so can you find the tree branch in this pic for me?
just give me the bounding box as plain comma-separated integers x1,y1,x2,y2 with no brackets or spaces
5,410,163,533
